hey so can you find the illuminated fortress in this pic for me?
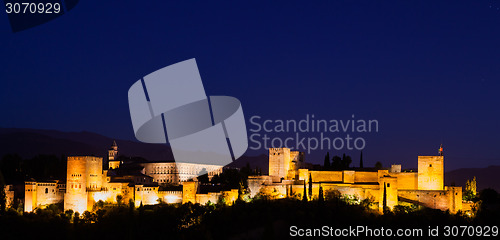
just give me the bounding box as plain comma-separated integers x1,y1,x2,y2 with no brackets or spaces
23,143,462,214
250,147,462,213
24,142,229,213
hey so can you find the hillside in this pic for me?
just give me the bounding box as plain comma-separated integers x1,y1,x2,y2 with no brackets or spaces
445,165,500,192
0,128,268,172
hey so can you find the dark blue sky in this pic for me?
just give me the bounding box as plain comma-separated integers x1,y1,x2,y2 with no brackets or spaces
1,1,499,170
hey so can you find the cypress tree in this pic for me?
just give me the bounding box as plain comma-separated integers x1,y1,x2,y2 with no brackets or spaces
324,152,330,169
318,184,324,202
383,182,387,212
360,151,364,168
308,173,313,200
302,180,307,202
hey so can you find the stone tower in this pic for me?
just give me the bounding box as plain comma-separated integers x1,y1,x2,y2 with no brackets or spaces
182,181,198,204
108,140,120,169
417,156,444,190
287,151,305,179
269,148,291,182
24,181,37,212
64,156,103,213
379,175,398,211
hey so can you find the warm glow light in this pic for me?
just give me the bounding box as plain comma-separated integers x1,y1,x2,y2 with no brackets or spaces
93,192,108,202
165,195,177,203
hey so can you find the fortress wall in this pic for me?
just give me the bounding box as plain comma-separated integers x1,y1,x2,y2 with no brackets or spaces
196,193,219,205
354,171,378,183
135,185,159,206
393,172,418,190
343,171,355,183
286,183,380,202
35,182,60,207
398,187,462,213
310,171,343,182
194,189,238,205
248,176,272,198
89,183,133,207
260,184,288,199
317,184,381,205
64,192,87,213
158,191,183,203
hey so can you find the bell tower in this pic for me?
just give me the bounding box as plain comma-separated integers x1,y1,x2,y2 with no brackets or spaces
108,140,120,169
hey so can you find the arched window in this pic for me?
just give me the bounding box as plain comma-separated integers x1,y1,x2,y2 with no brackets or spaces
45,188,48,194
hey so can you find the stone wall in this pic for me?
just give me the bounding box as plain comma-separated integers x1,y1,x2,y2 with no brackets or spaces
392,172,418,190
398,186,462,213
354,171,378,183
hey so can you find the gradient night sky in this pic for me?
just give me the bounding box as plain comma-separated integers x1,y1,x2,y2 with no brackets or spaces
1,1,499,170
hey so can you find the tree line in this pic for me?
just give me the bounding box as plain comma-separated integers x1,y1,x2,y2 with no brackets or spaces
322,151,383,170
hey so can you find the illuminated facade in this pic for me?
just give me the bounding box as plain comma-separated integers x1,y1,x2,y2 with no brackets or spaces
140,162,223,185
24,141,230,213
24,181,65,212
22,143,462,214
251,148,463,213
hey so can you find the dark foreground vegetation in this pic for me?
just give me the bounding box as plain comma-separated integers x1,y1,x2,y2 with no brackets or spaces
0,190,499,240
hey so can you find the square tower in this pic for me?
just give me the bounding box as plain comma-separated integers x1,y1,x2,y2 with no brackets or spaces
64,156,103,213
417,156,444,190
269,148,291,181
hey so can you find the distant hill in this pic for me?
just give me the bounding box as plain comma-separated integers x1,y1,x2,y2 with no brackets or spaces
0,128,175,161
0,128,268,171
445,165,500,192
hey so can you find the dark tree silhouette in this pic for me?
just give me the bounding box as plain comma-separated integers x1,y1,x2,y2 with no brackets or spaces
341,154,352,169
323,152,330,169
375,161,383,170
302,180,307,202
383,183,387,211
331,155,342,170
318,184,324,202
308,173,313,200
360,151,364,168
0,170,5,212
